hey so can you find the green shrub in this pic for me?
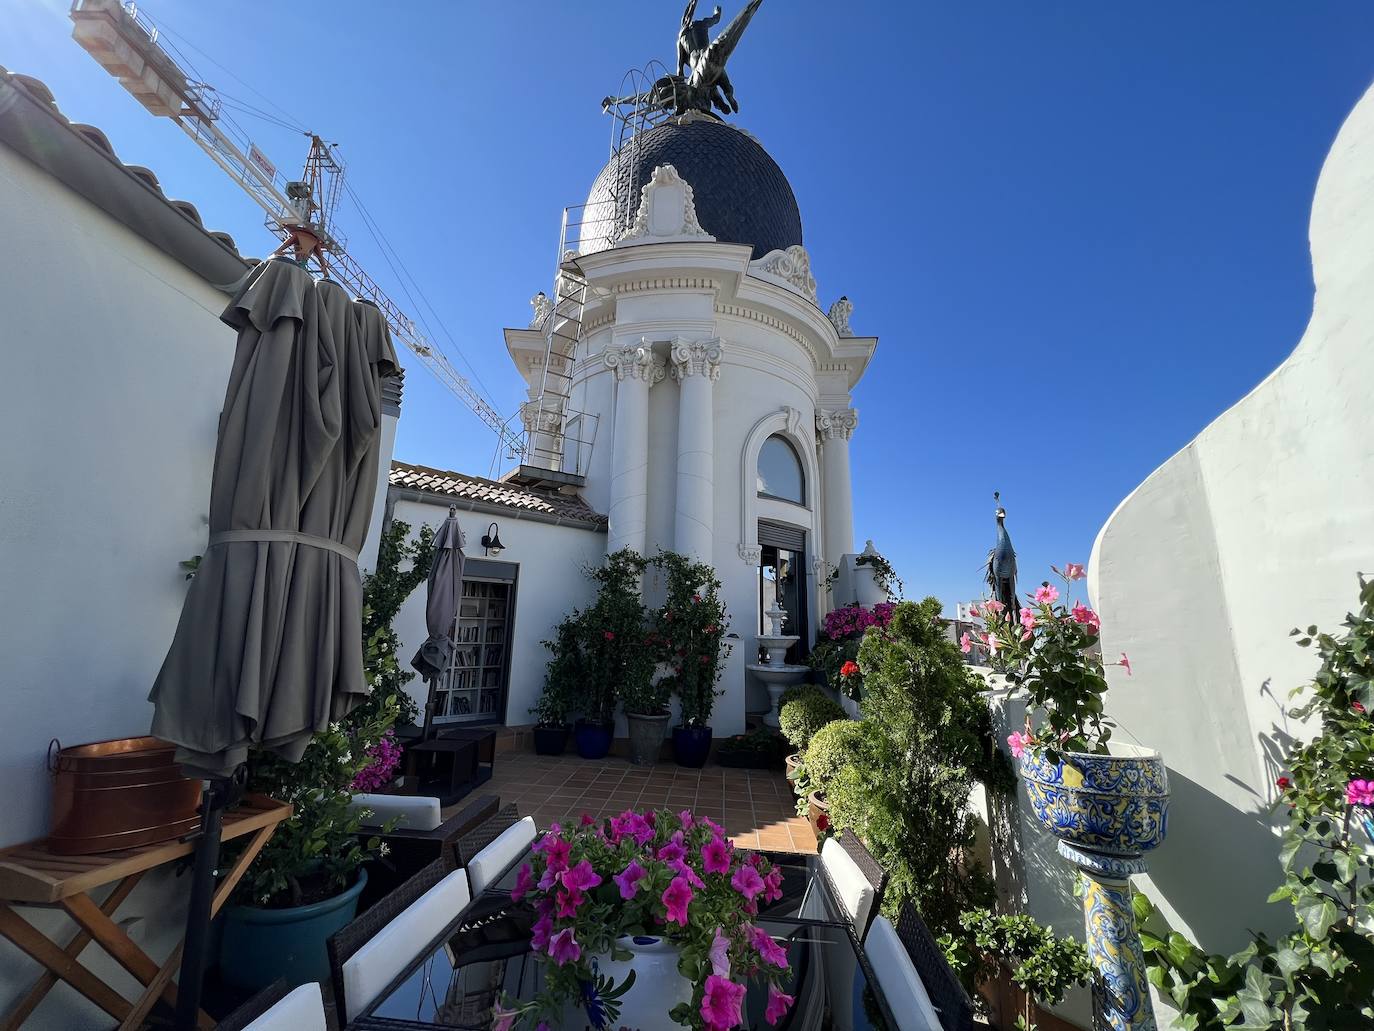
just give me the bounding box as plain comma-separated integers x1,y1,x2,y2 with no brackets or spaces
803,718,874,787
778,686,846,751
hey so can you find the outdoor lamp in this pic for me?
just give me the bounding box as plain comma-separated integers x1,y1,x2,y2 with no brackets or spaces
481,521,505,556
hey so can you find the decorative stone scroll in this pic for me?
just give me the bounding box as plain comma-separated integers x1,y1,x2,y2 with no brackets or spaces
751,244,817,303
826,295,854,336
815,407,858,442
616,164,716,245
519,399,561,435
669,338,724,382
603,342,666,385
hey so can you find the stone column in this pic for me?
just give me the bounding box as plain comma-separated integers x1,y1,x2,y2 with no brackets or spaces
670,338,723,563
604,341,663,557
816,407,858,570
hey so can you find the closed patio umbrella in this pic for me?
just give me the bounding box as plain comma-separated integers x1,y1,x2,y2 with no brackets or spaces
148,253,397,1029
412,505,465,736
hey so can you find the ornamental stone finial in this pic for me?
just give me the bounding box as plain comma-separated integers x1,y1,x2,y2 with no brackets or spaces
603,342,666,385
670,337,724,381
616,165,715,245
529,291,553,329
816,407,859,442
827,295,854,336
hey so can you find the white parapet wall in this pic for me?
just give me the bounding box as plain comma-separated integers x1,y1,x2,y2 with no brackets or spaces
1087,73,1374,1008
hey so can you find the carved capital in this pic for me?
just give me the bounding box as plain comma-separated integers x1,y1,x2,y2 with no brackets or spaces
519,400,562,435
617,164,715,245
603,342,665,385
751,245,818,303
826,295,854,336
669,337,724,382
816,407,859,442
738,543,761,565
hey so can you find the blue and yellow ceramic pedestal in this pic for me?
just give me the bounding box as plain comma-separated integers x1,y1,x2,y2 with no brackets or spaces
1059,842,1156,1031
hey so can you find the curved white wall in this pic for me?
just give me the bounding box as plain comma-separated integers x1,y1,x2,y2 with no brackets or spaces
1090,78,1374,960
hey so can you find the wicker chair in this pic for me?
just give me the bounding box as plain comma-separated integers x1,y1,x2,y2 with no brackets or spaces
453,802,522,866
893,900,974,1031
325,855,462,1023
216,980,329,1031
819,831,888,938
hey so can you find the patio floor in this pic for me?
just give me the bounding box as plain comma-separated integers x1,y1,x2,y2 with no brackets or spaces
461,753,817,853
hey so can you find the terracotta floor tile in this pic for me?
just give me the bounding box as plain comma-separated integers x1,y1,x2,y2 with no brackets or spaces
730,832,760,849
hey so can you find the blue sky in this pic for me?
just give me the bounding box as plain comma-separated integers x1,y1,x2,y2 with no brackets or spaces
12,1,1374,610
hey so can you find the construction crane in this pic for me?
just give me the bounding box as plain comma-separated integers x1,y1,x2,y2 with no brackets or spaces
68,0,525,459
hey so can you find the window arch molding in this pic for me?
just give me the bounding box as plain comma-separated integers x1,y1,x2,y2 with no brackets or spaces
738,406,818,564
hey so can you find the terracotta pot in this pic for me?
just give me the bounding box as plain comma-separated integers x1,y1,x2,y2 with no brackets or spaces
785,752,803,781
806,790,830,837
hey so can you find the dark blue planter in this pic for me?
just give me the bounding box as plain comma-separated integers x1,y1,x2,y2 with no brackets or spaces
672,725,713,768
533,724,570,756
575,719,614,760
218,868,367,991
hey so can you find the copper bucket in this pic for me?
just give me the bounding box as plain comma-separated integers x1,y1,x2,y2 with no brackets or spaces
48,737,201,854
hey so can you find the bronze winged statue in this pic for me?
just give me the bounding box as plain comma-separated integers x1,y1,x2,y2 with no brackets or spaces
603,0,765,118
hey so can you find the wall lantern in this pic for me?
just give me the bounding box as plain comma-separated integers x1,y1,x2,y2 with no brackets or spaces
480,521,505,556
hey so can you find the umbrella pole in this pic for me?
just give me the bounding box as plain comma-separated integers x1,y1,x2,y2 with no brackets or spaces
174,771,240,1031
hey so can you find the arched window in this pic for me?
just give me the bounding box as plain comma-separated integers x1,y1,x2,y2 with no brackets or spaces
757,435,805,504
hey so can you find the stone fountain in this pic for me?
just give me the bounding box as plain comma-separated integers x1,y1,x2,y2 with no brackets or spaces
748,600,810,728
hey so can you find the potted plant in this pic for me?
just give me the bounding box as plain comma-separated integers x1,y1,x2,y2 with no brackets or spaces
853,540,903,605
532,620,580,756
218,696,397,990
809,602,896,716
979,565,1167,857
571,550,651,760
715,728,789,770
652,553,731,769
492,809,795,1030
777,685,846,754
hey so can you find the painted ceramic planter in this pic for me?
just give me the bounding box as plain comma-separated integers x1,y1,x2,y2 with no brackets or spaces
806,790,831,837
578,935,691,1030
1019,744,1169,856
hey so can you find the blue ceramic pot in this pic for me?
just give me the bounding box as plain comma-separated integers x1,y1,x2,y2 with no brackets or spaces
1019,745,1169,856
218,868,367,990
574,719,614,760
672,725,713,769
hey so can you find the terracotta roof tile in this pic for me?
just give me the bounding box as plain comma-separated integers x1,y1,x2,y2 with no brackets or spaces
389,461,606,528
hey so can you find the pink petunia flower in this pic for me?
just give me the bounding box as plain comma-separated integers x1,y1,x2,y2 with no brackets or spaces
1119,652,1132,676
560,859,603,893
1007,730,1030,760
662,875,694,925
490,1001,519,1031
731,864,766,903
547,927,581,966
763,867,784,902
554,887,583,918
700,974,746,1031
579,812,595,826
530,912,553,952
702,836,733,875
746,923,790,969
670,858,706,889
708,926,731,978
613,859,647,900
679,809,695,830
510,863,534,903
766,983,796,1025
1346,779,1374,807
1033,584,1059,605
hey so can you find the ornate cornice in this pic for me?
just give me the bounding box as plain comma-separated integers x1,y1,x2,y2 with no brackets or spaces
603,342,666,385
612,276,720,296
669,337,724,382
714,303,811,356
816,407,859,442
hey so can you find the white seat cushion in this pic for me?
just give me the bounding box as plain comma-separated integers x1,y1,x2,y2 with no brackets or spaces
821,837,876,934
340,869,471,1020
348,792,441,831
865,916,943,1031
467,816,537,896
243,983,327,1031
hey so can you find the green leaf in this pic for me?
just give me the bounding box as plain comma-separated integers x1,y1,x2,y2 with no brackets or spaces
1295,894,1338,941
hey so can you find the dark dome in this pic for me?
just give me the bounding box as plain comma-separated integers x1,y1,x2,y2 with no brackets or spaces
582,117,802,260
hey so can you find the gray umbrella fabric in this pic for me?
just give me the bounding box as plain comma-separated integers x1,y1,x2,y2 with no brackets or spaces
411,507,465,685
150,257,398,778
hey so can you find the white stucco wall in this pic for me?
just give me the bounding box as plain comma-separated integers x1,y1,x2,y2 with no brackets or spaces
388,497,606,730
1088,76,1374,977
0,143,237,1028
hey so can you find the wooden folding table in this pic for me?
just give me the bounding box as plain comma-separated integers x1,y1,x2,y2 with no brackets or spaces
0,793,290,1030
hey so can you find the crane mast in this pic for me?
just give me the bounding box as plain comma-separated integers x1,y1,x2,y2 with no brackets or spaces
69,0,523,458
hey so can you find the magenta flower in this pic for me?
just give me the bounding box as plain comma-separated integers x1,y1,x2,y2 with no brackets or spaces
702,836,732,875
1071,602,1101,632
490,1001,519,1031
746,923,789,969
662,875,694,926
763,867,784,902
547,927,581,966
1033,583,1059,605
510,863,534,902
708,926,731,977
679,809,695,830
560,859,603,893
701,815,725,837
731,864,766,903
766,983,796,1024
1119,652,1132,676
1346,779,1374,807
1007,731,1030,759
554,887,584,918
613,859,647,900
530,912,553,952
699,974,746,1031
579,812,595,826
669,857,706,889
657,836,687,864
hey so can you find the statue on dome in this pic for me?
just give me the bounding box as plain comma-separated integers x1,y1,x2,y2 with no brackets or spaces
602,0,765,119
986,492,1021,619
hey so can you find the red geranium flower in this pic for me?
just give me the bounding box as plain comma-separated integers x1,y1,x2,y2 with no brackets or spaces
816,812,830,832
604,631,615,641
840,660,860,679
1354,700,1366,714
1276,776,1291,790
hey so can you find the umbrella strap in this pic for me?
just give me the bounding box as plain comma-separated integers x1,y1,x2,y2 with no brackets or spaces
207,529,360,564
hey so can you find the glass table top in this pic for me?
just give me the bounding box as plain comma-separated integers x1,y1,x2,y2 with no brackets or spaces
351,853,895,1030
